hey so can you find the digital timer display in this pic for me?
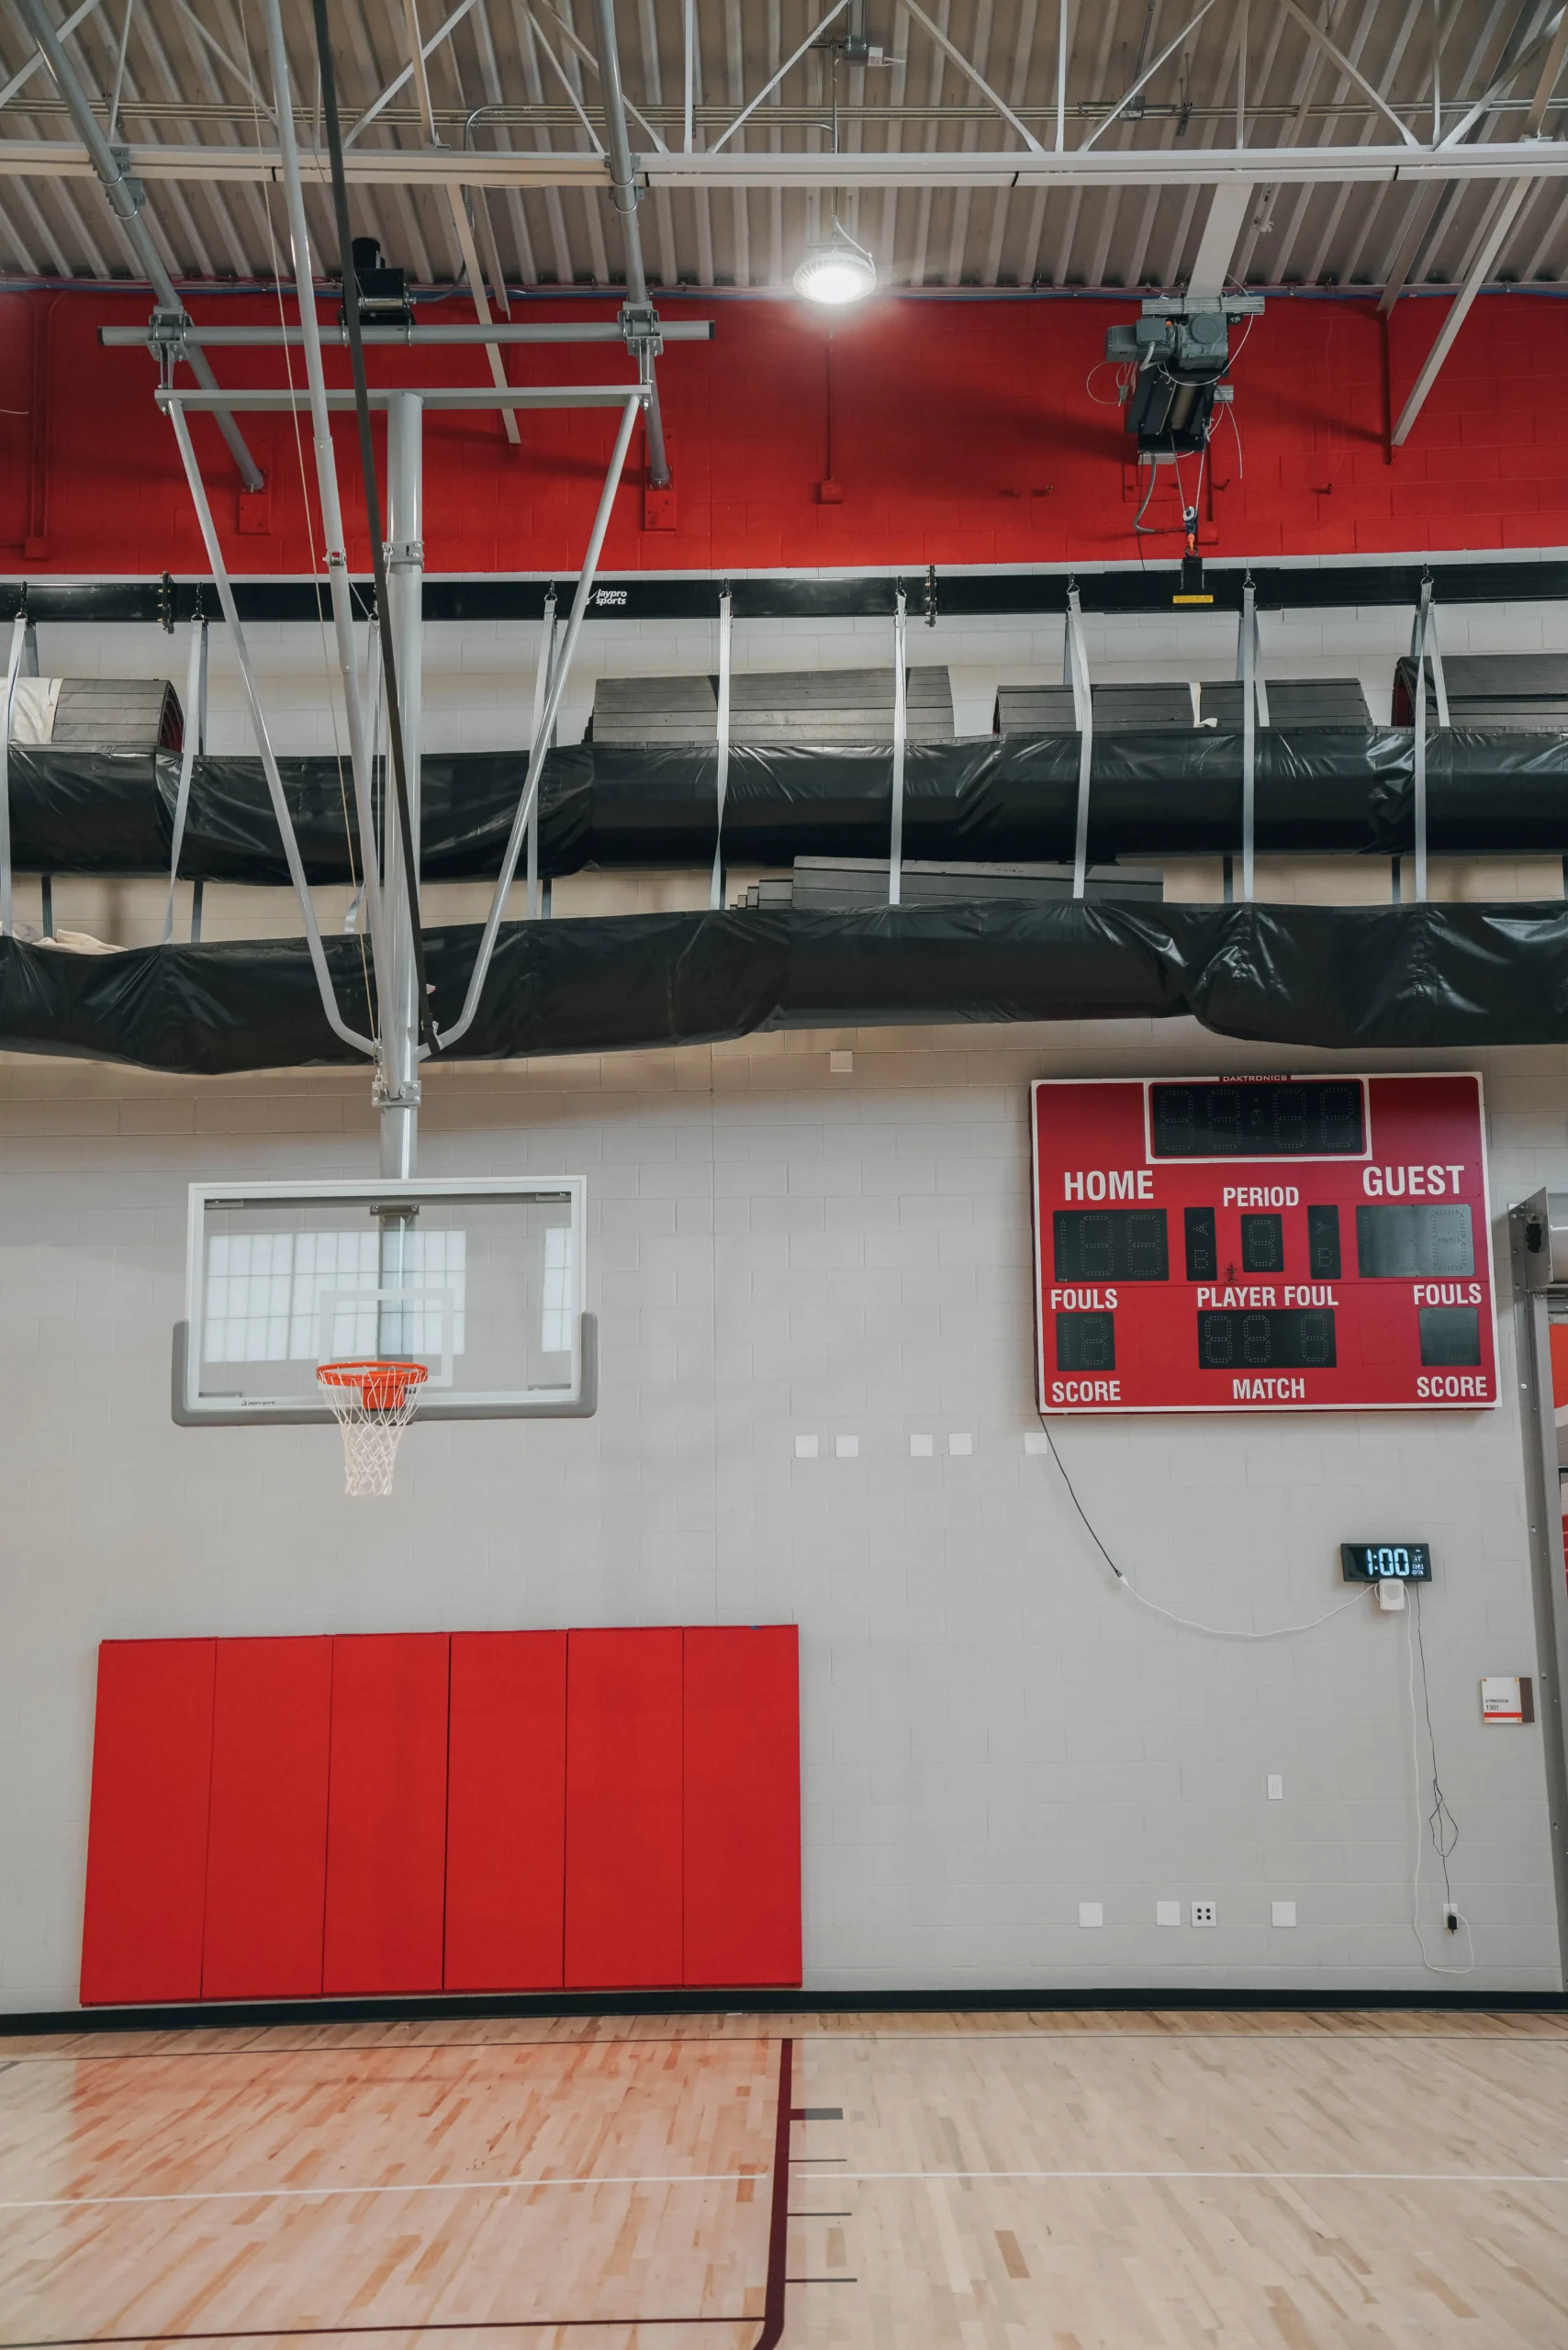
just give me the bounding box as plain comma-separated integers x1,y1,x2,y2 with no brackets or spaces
1340,1542,1433,1582
1031,1074,1496,1416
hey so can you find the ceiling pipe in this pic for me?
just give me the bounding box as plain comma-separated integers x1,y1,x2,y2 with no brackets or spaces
588,0,670,488
12,0,263,492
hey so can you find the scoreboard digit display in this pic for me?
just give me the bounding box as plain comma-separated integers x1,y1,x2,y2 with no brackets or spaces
1031,1074,1496,1416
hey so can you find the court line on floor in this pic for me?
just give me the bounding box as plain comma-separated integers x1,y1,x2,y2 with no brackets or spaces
0,2173,763,2212
5,2026,1567,2064
0,2322,754,2345
812,2166,1568,2184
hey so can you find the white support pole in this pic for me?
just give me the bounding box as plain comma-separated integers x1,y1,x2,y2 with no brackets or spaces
261,0,389,1002
0,610,24,938
163,613,207,943
527,585,557,921
1410,577,1444,903
711,586,732,911
889,588,908,906
1241,578,1257,902
381,390,424,1179
1068,588,1093,900
439,393,643,1051
166,401,375,1055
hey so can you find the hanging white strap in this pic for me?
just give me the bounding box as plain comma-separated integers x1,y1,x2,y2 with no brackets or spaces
162,615,207,944
527,587,557,921
0,612,26,939
711,587,732,911
1411,579,1443,903
1068,588,1093,899
1240,578,1257,903
889,588,908,905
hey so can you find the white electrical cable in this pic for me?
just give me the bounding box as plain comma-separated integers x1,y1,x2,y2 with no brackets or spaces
1406,1591,1475,1976
1037,1421,1373,1641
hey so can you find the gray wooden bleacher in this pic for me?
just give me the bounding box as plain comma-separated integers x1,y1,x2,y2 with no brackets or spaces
590,667,955,744
1393,654,1568,726
737,857,1163,910
993,678,1371,732
50,678,184,752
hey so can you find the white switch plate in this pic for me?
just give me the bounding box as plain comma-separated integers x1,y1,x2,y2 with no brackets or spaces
1271,1901,1298,1928
1156,1900,1182,1927
1024,1432,1050,1455
834,1434,859,1459
829,1050,854,1074
1191,1900,1216,1927
1078,1901,1103,1929
1267,1774,1283,1800
948,1433,973,1456
794,1435,819,1459
910,1434,935,1457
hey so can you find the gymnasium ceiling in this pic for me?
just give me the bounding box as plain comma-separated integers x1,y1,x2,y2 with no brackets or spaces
3,0,1568,299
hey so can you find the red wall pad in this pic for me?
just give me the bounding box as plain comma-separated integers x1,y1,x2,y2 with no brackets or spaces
445,1631,567,1990
683,1628,802,1987
202,1637,332,2001
81,1639,216,2005
322,1634,450,1997
564,1628,683,1988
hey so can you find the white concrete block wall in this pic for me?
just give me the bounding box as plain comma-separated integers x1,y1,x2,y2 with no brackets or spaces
0,1020,1562,2009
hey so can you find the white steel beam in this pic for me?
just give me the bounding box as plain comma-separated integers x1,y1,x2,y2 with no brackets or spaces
1187,175,1253,294
10,137,1568,192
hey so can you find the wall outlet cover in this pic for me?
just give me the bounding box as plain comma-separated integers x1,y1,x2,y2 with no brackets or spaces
948,1433,973,1456
1078,1901,1103,1929
1191,1900,1216,1927
829,1050,854,1074
794,1435,819,1459
834,1434,859,1459
910,1434,935,1457
1156,1899,1182,1927
1271,1901,1298,1928
1024,1431,1050,1455
1267,1774,1284,1800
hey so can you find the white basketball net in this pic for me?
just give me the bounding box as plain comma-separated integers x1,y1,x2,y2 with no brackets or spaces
318,1361,426,1497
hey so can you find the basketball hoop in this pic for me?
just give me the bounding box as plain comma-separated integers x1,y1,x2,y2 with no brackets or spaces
317,1360,428,1496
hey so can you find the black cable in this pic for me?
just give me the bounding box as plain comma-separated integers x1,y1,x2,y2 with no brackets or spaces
309,0,439,1059
1411,1584,1460,1910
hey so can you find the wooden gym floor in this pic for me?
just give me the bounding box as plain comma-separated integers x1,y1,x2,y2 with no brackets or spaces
0,2010,1566,2348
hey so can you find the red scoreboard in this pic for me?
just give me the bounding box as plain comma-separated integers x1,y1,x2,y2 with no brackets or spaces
1031,1074,1496,1416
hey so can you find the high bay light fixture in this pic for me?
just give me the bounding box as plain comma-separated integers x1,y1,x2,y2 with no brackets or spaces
793,220,878,307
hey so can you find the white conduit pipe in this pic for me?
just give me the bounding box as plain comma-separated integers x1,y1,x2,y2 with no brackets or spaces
527,586,557,921
162,614,207,944
260,0,390,1001
1068,588,1093,900
167,402,375,1056
439,391,643,1051
711,586,732,910
889,588,908,905
0,611,26,937
1241,577,1257,903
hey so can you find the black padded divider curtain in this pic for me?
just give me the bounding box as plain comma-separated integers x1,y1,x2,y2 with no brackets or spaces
4,901,1568,1073
12,731,1568,882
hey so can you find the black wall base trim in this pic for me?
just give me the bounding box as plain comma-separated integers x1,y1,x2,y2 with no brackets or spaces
11,1985,1565,2036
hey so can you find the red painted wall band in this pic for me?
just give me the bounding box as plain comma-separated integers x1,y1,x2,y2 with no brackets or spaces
4,290,1562,576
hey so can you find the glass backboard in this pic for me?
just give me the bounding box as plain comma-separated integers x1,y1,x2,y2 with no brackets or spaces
174,1177,592,1422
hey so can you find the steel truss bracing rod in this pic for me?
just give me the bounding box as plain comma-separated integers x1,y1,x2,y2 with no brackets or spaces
438,391,643,1052
12,0,263,493
588,0,669,488
100,322,715,347
165,403,375,1057
156,386,644,410
260,0,390,1023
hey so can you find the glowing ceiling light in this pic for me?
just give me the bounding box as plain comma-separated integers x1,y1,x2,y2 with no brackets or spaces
793,224,877,307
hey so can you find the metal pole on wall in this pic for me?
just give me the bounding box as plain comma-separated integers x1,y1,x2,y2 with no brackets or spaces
1241,576,1257,904
889,588,908,905
380,390,424,1181
527,586,557,921
1067,587,1093,900
711,586,732,910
